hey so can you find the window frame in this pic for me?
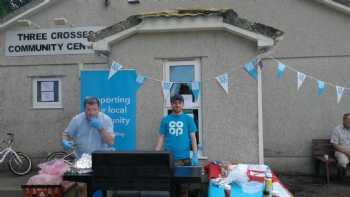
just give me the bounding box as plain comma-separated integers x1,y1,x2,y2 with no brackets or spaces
32,77,62,109
163,60,204,155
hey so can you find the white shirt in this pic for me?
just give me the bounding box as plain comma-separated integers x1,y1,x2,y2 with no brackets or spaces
331,124,350,150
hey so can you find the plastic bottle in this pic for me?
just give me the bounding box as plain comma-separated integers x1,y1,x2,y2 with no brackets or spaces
263,168,273,197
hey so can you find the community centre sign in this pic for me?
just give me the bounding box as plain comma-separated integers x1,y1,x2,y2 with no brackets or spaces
5,26,101,56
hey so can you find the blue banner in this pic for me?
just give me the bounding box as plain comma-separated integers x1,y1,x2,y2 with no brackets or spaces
80,70,139,150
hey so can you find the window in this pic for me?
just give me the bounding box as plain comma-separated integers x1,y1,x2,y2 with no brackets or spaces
32,77,62,108
164,60,203,155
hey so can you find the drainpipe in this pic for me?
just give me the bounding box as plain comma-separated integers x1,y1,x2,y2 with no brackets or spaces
0,0,52,30
257,63,264,164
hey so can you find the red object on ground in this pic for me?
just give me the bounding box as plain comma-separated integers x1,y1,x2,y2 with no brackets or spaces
22,181,76,197
204,161,222,179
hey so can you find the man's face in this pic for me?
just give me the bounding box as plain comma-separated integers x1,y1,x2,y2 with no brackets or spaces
171,100,183,114
85,103,99,119
344,116,350,129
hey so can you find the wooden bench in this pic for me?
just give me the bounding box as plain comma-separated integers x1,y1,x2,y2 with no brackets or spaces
312,139,337,184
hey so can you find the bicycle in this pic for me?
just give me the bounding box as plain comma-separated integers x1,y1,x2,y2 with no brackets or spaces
46,142,76,165
0,132,32,175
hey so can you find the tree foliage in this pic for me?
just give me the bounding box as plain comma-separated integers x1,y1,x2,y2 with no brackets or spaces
0,0,32,18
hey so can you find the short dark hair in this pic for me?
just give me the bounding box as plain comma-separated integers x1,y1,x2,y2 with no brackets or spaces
83,96,100,108
343,113,350,119
170,94,184,104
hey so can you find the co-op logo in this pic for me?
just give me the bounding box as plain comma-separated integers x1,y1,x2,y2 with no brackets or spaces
169,121,184,136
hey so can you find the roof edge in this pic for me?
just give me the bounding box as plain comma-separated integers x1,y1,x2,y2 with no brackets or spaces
89,9,284,43
314,0,350,15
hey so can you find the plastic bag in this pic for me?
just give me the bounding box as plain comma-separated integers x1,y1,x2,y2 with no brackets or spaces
26,174,62,185
225,164,249,184
26,159,69,185
38,159,69,176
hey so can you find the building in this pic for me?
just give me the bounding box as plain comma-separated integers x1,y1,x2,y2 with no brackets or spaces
0,0,350,174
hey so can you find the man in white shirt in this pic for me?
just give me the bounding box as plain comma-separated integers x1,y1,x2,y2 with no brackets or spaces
331,113,350,178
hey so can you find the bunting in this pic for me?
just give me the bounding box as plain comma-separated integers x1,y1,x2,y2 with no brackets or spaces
243,60,258,80
108,61,123,80
215,73,229,94
297,72,306,91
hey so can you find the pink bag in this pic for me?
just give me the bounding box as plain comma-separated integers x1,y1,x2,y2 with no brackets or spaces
27,174,62,185
38,159,69,176
26,159,69,185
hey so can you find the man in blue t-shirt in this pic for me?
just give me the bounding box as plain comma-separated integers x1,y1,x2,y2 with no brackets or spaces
156,94,199,197
155,94,199,165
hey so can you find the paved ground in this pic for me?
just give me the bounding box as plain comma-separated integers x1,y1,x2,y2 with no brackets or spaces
0,169,35,197
278,173,350,197
1,168,350,197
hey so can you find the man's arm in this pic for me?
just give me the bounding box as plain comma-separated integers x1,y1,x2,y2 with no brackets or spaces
333,144,350,157
99,116,114,145
155,134,164,151
62,131,70,141
62,117,78,150
62,116,79,141
190,133,198,152
330,127,350,157
97,128,114,145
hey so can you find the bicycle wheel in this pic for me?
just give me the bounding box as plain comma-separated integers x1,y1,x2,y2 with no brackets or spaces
47,151,75,164
8,152,32,176
47,151,67,161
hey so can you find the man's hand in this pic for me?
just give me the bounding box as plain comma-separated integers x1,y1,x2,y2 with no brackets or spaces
62,140,74,151
191,151,199,166
89,117,103,130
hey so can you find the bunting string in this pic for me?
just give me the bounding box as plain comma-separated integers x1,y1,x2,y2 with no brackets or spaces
105,51,349,103
264,55,350,90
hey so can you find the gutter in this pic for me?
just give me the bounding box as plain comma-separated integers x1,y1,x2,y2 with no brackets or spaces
314,0,350,15
0,0,52,30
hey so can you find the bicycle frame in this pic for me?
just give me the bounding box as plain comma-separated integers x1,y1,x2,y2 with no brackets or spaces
0,146,23,165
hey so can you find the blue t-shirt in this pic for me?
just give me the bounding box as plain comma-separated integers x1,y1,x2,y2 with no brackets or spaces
64,112,115,158
159,113,197,160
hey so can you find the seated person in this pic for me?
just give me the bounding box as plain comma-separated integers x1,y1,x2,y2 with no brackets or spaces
331,113,350,178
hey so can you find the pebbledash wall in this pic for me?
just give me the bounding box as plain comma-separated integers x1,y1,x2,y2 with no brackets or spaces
0,0,350,174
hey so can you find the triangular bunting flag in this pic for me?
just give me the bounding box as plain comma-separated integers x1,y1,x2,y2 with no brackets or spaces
316,80,325,96
162,81,173,101
243,60,258,80
297,72,306,91
215,73,229,94
276,62,286,79
135,74,148,91
136,74,147,85
108,61,123,79
336,86,345,103
191,81,201,102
